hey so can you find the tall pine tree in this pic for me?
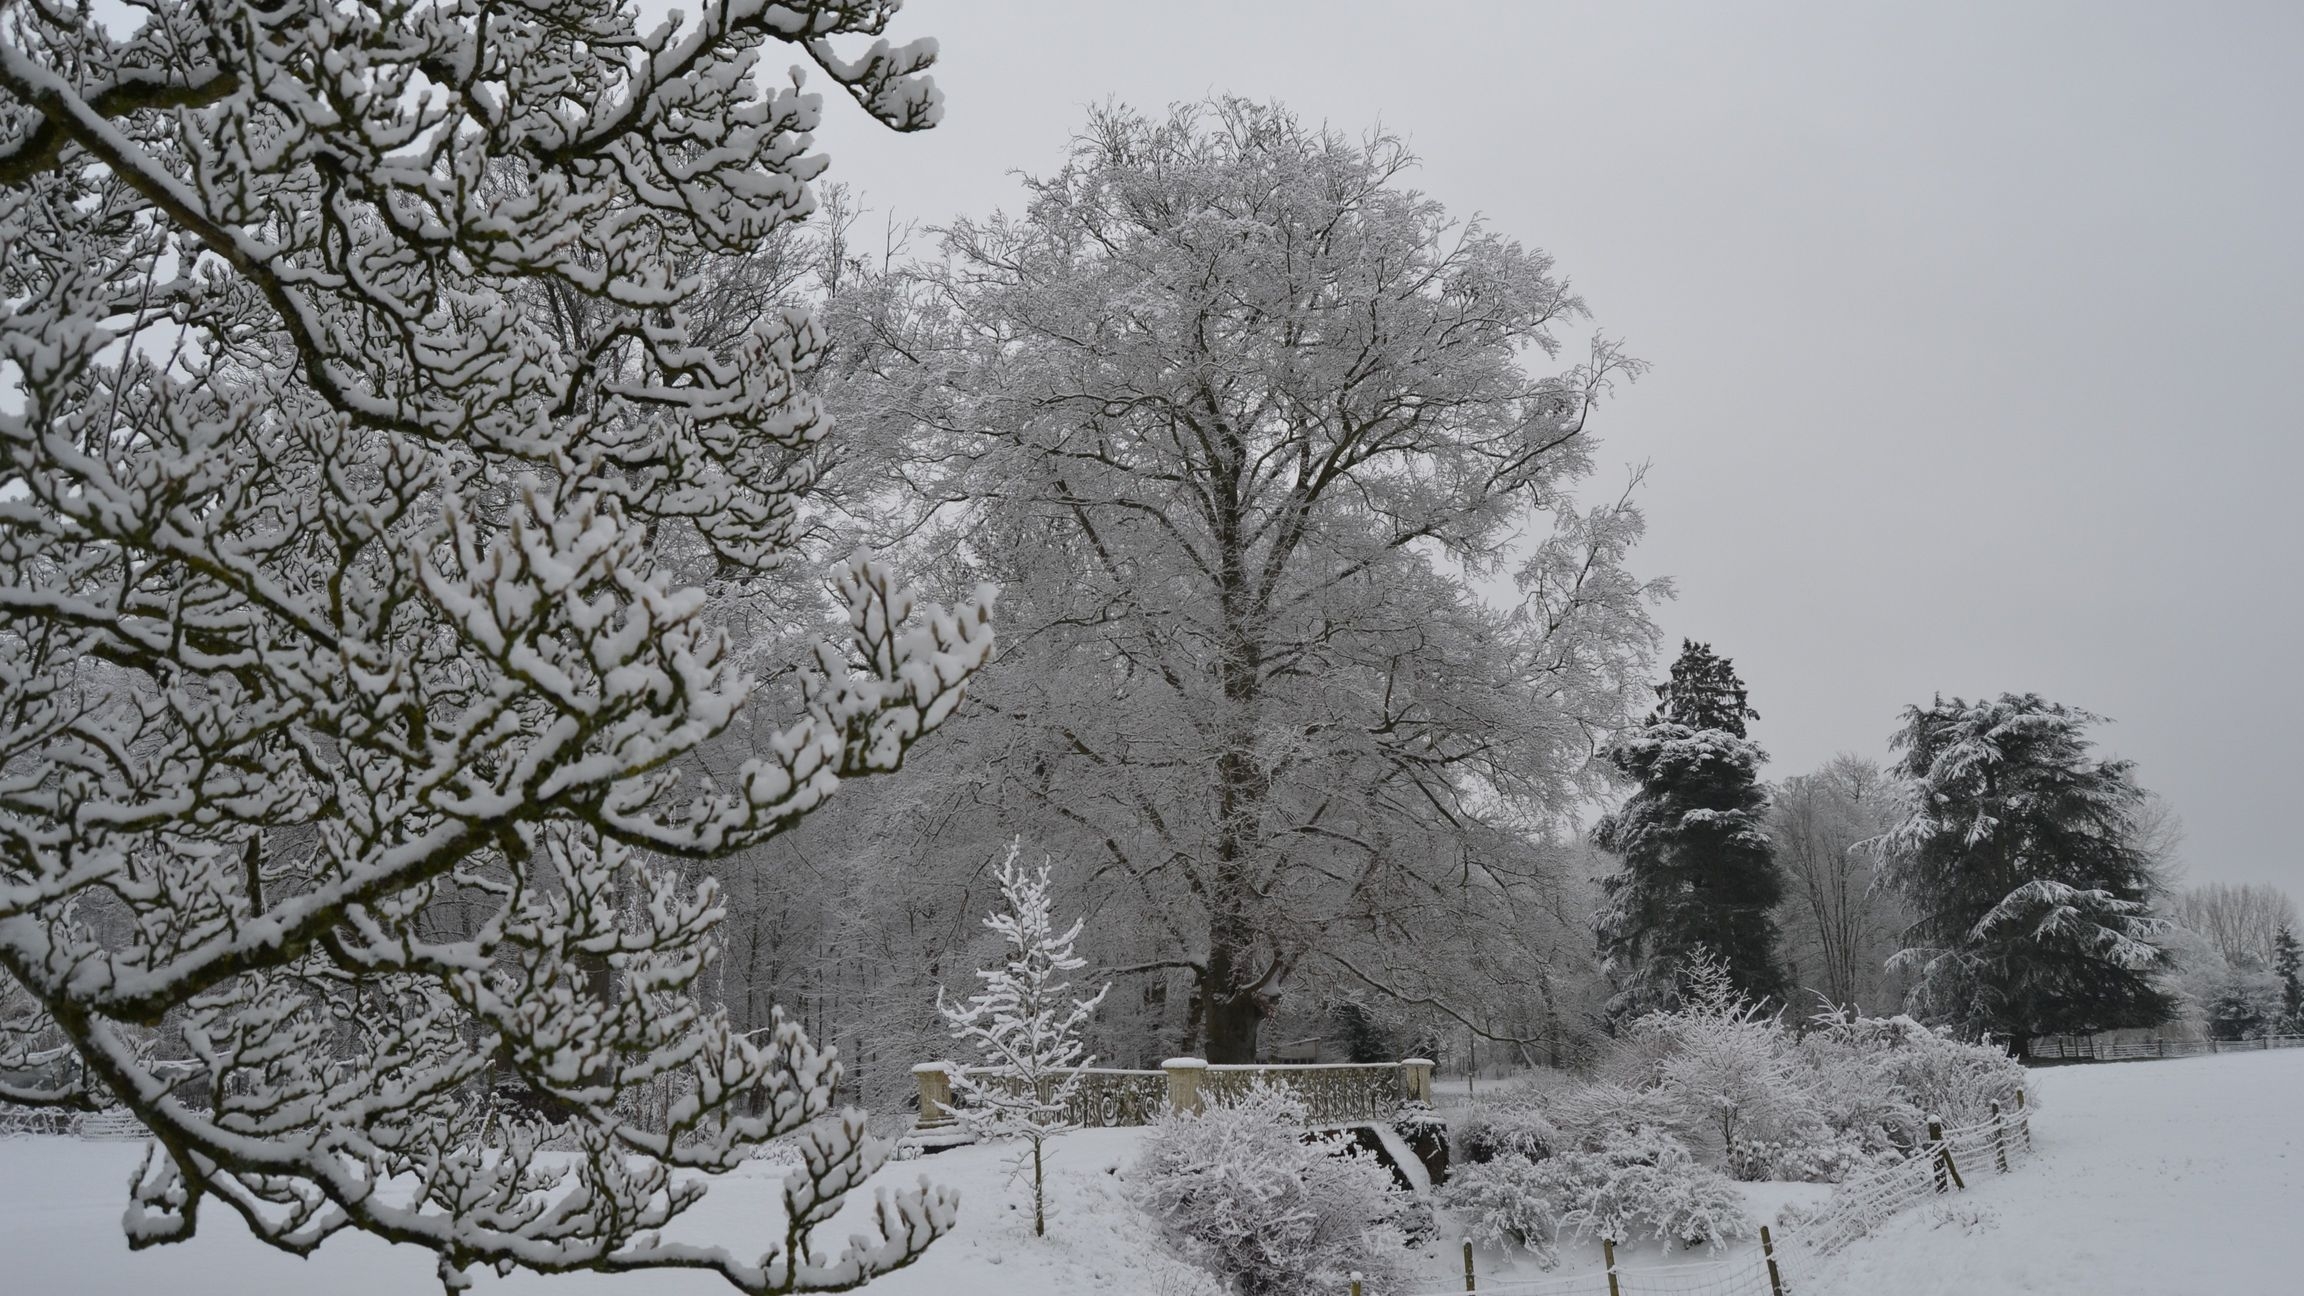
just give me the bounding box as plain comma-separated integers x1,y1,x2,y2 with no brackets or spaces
1595,642,1789,1014
1879,693,2175,1054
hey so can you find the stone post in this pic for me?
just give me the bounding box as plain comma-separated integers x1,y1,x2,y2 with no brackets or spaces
1163,1057,1208,1115
1401,1057,1434,1104
912,1062,956,1130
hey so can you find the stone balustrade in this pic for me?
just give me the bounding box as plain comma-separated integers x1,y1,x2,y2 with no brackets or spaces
911,1056,1434,1136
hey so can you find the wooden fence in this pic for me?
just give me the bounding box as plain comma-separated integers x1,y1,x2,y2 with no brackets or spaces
2026,1032,2304,1061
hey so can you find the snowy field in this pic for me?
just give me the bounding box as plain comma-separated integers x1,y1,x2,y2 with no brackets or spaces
3,1049,2299,1296
1804,1048,2304,1296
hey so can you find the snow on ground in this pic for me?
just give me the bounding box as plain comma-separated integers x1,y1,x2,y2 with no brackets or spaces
1806,1048,2304,1296
5,1052,2298,1295
0,1127,1222,1296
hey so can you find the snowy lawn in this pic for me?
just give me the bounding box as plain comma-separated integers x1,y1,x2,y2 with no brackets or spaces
0,1127,1223,1296
6,1051,2296,1296
1808,1048,2304,1295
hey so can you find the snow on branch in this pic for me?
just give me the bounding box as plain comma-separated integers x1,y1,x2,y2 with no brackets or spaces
0,1,985,1289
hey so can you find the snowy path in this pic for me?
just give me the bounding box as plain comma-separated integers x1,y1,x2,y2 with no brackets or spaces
1810,1049,2304,1295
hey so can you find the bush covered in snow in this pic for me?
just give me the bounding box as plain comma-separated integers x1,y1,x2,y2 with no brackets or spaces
1451,1091,1564,1165
1442,1158,1564,1265
1442,1124,1753,1255
1442,958,2028,1198
1135,1082,1411,1296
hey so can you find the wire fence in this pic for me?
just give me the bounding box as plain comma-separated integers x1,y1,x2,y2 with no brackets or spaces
1378,1095,2037,1296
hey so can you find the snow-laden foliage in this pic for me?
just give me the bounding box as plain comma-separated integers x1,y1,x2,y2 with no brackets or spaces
937,841,1109,1236
1442,1157,1564,1265
0,1,994,1289
1444,1124,1753,1255
1630,956,1826,1173
1879,694,2175,1048
1451,1091,1563,1165
1135,1082,1410,1296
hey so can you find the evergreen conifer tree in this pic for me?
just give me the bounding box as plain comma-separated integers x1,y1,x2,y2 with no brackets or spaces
1653,640,1761,736
2275,925,2304,1031
1879,693,2175,1054
1595,643,1789,1014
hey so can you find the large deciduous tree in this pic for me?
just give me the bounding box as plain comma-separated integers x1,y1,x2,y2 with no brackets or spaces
0,2,995,1288
857,99,1663,1061
1878,694,2175,1054
1595,642,1788,1014
1769,754,1907,1013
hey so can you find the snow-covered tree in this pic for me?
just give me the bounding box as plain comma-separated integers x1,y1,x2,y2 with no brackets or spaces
938,841,1109,1237
1596,644,1789,1014
0,2,998,1289
2167,882,2299,970
847,98,1664,1061
1770,754,1909,1012
2277,926,2304,1031
1878,694,2175,1054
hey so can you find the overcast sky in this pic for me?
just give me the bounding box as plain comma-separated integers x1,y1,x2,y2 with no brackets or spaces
817,0,2303,892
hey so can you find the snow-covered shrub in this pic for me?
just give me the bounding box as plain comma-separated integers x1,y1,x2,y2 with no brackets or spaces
1544,1081,1699,1151
1452,1092,1563,1164
1650,1012,1824,1172
1541,1126,1755,1250
1724,1132,1872,1184
1808,1014,2025,1130
1440,1158,1561,1267
1135,1082,1411,1296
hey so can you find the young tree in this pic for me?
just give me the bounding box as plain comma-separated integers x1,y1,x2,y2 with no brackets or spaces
1878,694,2175,1054
0,3,997,1288
938,841,1109,1237
1596,644,1789,1013
848,98,1663,1061
2275,926,2304,1031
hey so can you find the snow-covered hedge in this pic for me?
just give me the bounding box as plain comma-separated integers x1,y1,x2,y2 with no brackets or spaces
1135,1082,1411,1296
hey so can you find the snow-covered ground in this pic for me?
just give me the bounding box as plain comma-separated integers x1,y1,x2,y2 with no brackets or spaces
3,1050,2298,1295
1805,1048,2304,1295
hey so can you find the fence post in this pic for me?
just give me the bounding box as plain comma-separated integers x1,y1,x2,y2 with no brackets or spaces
2015,1088,2033,1150
1163,1057,1208,1116
1462,1236,1476,1292
1761,1224,1786,1296
1990,1101,2009,1172
1926,1116,1965,1191
1349,1273,1363,1296
1603,1239,1621,1296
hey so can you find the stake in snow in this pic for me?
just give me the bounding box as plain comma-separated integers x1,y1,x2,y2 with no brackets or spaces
0,1,992,1290
937,843,1110,1237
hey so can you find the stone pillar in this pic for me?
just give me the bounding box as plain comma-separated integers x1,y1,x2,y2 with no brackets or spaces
1163,1057,1208,1115
1401,1057,1434,1104
913,1062,956,1130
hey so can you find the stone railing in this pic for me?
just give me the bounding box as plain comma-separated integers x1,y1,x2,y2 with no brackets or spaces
911,1057,1433,1138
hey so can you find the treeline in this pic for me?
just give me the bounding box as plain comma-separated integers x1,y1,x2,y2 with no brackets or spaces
670,99,2292,1109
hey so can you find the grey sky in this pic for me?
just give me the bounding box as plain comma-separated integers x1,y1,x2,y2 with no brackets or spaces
819,0,2303,891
